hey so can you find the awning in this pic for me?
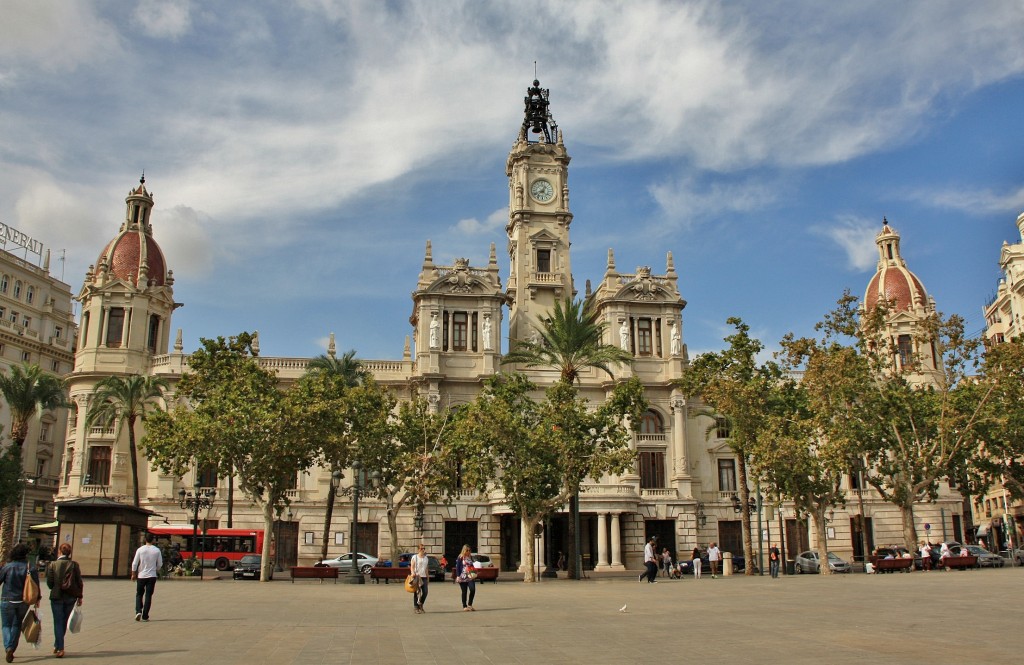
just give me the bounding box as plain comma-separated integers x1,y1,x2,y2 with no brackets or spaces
28,521,59,534
975,524,990,537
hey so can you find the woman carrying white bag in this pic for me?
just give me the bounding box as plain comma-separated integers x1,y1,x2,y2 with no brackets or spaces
45,543,83,659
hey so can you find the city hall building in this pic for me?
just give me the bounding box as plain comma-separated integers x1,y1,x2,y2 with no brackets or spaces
54,82,966,572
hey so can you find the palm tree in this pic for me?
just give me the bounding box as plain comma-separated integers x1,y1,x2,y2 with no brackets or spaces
0,363,67,561
85,374,168,507
305,349,367,562
306,349,369,387
502,296,633,579
502,296,632,384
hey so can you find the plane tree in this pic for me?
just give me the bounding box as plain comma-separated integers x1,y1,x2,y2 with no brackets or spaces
143,333,315,581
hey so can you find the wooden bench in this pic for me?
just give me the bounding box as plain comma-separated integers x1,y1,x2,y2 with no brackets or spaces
370,566,409,584
290,566,339,583
941,555,978,570
451,567,500,583
872,557,914,573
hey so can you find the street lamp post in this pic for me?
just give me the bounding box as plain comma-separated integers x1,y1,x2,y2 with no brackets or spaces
178,481,216,579
347,461,380,584
15,476,37,545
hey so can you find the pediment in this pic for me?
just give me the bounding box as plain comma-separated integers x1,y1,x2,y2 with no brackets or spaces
529,229,560,244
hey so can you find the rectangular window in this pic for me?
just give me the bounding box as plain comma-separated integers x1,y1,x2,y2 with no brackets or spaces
22,316,30,328
64,453,74,486
106,307,125,347
147,315,160,352
26,287,33,304
452,312,468,351
442,311,449,352
33,500,45,515
87,446,112,485
0,307,5,320
81,312,90,347
21,351,30,362
636,318,653,356
197,464,218,489
10,310,18,322
718,459,737,492
54,325,63,340
471,312,478,352
40,424,50,442
715,416,731,439
897,334,913,368
639,450,666,489
51,360,59,372
36,459,46,477
537,249,551,273
0,276,7,293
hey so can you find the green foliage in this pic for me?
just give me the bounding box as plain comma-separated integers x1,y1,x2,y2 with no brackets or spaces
502,296,632,383
453,373,645,580
85,374,168,507
141,333,315,581
0,446,23,511
305,350,369,386
0,363,67,447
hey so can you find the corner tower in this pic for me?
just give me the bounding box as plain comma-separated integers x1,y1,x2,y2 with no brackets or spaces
505,80,573,344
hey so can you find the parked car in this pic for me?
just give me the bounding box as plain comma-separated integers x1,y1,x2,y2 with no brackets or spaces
393,553,446,581
677,550,746,575
322,552,378,574
929,541,963,567
963,544,1004,568
794,551,851,574
471,553,494,568
232,554,271,580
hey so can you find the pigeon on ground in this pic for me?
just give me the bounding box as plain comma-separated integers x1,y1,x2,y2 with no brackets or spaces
618,604,628,613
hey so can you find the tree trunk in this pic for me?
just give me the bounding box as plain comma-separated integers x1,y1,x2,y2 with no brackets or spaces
814,507,832,575
127,416,141,507
566,494,577,579
522,516,541,583
960,493,975,544
320,479,338,563
737,455,755,575
900,502,919,551
0,507,14,564
386,499,400,563
260,501,275,582
227,469,234,528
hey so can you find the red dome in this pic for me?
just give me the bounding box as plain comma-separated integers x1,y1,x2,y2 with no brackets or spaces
98,233,167,286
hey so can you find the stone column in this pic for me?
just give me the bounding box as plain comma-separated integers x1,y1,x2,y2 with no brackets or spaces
595,512,609,571
671,393,688,478
610,513,624,570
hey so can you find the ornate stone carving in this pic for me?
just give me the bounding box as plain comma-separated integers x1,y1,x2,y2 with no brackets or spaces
445,258,479,293
628,266,663,301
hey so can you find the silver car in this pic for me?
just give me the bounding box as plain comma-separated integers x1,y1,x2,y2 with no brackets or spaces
794,551,851,574
322,552,378,574
963,545,1005,568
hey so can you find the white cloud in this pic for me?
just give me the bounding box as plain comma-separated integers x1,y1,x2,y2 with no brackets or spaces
816,216,880,272
0,0,121,73
908,184,1024,215
131,0,193,40
453,208,506,235
650,176,779,229
152,205,216,279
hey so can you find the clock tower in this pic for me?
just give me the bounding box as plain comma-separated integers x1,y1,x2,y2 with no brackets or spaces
505,80,574,345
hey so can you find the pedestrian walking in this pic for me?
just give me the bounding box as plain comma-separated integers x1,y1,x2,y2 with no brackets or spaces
708,542,721,578
0,543,39,663
769,543,781,578
639,537,658,583
131,532,162,622
920,542,932,571
455,545,477,611
410,543,430,614
691,546,702,579
46,543,83,658
660,548,672,578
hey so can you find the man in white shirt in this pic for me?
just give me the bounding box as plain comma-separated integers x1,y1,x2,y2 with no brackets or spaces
640,537,658,583
410,543,430,613
707,542,722,579
131,533,163,622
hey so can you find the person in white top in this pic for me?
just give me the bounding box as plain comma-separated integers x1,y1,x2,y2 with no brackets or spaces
640,537,658,583
131,533,163,622
707,542,722,579
410,543,431,614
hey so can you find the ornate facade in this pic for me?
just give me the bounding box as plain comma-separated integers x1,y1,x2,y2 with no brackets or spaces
56,83,968,572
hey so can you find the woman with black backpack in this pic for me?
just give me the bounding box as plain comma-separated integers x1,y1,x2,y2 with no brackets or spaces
45,543,83,658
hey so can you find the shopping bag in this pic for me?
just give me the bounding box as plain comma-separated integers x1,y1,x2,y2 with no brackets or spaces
67,606,84,634
404,575,419,593
22,570,40,605
21,607,41,644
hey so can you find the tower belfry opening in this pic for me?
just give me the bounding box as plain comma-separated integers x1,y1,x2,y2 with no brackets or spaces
523,79,558,143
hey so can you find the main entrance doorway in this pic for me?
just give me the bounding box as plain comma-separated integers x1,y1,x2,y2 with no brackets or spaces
444,521,478,568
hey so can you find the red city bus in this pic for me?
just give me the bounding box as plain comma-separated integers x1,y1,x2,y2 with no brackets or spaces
148,525,265,571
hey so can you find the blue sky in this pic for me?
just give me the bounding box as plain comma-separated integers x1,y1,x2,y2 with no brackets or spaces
2,1,1024,361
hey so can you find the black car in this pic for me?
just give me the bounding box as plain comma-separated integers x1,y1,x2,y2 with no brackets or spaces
393,553,446,581
232,554,271,580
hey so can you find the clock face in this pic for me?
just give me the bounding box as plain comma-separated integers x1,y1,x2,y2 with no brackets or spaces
530,178,555,203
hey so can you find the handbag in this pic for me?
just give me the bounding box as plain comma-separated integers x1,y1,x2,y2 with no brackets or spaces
22,566,40,605
67,606,84,634
467,570,478,580
60,561,84,598
404,575,419,593
21,607,41,644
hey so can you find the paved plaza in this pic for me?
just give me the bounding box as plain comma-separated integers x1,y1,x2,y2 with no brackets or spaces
12,567,1021,664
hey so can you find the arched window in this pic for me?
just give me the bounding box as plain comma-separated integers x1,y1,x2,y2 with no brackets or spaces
26,286,34,304
0,275,7,293
640,410,663,434
13,281,21,299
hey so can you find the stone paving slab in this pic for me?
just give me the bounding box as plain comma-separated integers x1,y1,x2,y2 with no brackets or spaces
11,567,1021,664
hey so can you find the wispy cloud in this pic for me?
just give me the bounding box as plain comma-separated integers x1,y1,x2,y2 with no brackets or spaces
453,208,505,236
815,215,879,272
907,184,1024,215
132,0,193,40
650,176,779,230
